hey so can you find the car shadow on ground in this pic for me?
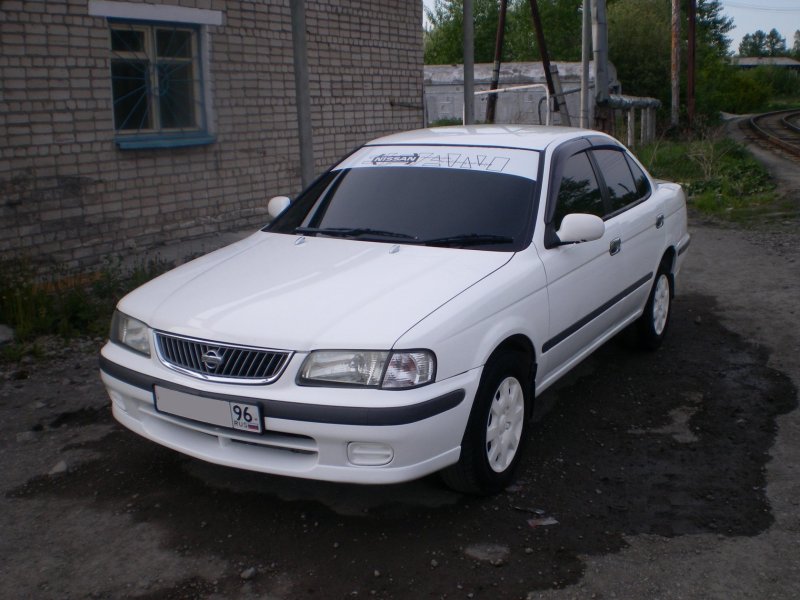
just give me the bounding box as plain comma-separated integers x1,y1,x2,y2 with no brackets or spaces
8,293,797,599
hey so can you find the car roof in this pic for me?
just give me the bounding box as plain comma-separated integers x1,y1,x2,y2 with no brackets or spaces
365,124,609,152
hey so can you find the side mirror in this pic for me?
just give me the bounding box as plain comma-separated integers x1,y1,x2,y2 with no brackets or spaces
556,213,605,244
268,195,291,218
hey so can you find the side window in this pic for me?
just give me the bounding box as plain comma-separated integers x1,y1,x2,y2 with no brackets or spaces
625,154,652,199
553,151,603,229
592,149,639,213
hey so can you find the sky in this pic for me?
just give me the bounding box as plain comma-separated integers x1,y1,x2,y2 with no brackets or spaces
721,0,800,52
422,1,800,55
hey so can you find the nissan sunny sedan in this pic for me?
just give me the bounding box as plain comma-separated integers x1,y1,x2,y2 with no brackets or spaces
100,125,690,494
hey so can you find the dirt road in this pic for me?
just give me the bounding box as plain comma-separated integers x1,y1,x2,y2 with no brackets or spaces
2,168,799,598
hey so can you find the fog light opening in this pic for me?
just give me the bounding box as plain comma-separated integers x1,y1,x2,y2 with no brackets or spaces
347,442,394,466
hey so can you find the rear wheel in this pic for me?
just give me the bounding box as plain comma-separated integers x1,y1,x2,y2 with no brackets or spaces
441,352,530,494
637,265,673,350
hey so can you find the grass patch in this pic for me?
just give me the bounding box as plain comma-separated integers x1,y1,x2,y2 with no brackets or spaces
636,134,786,222
428,117,465,127
0,257,171,362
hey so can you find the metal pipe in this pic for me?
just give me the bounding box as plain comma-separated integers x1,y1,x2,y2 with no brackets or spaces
591,0,608,105
472,84,551,126
290,0,314,188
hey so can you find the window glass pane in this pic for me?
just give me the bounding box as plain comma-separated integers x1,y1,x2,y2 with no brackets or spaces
553,152,603,228
625,154,652,199
593,149,639,213
157,29,192,58
109,23,203,135
111,60,151,130
268,167,535,251
157,62,196,128
111,28,144,53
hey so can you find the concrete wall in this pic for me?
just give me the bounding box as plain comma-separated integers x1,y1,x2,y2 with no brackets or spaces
424,61,619,126
0,0,423,271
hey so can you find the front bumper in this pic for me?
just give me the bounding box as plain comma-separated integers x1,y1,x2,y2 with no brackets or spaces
99,342,480,484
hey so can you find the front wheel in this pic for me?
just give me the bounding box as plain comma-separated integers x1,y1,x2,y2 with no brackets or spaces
441,352,530,494
636,267,673,350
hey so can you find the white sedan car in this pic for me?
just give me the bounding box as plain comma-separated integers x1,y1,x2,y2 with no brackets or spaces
100,125,690,494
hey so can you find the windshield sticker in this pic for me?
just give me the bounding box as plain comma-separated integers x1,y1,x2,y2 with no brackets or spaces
363,152,510,173
340,145,539,180
371,153,420,165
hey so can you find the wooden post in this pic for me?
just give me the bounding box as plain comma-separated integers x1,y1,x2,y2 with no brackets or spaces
463,0,475,124
550,65,572,126
580,0,592,128
670,0,680,128
641,107,648,145
485,0,508,124
687,0,697,126
627,108,635,147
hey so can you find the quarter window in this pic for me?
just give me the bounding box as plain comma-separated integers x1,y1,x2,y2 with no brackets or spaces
625,154,652,199
109,22,208,146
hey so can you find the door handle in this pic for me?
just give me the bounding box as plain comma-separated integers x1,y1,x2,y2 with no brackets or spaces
609,237,621,256
656,214,665,229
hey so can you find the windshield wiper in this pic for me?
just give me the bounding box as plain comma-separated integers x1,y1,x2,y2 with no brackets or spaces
419,233,514,247
294,226,417,240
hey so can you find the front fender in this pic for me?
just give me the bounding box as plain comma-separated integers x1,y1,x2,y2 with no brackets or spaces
394,251,549,383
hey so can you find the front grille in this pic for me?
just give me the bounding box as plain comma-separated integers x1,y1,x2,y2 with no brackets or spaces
154,332,292,384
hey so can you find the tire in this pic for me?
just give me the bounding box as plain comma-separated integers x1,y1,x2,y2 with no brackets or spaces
636,265,673,350
441,352,531,495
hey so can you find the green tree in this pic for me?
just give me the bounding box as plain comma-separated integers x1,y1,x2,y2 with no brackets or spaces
696,0,734,56
424,0,498,65
794,30,800,59
765,28,787,56
607,0,671,101
423,0,584,65
739,30,768,57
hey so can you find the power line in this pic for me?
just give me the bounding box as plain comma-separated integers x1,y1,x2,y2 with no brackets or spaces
724,1,800,12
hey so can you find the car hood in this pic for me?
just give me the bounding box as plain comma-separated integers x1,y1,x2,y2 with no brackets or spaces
120,232,512,351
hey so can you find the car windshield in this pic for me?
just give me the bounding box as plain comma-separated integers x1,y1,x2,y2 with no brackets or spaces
267,159,538,252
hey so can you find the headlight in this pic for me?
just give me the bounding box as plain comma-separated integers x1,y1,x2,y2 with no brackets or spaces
298,350,435,389
110,310,151,356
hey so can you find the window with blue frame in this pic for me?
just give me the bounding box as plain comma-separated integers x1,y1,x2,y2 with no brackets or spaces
109,21,212,149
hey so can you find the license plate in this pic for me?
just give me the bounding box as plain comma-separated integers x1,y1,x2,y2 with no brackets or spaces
154,386,263,434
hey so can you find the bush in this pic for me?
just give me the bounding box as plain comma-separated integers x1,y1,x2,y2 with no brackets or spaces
0,257,170,351
638,134,779,220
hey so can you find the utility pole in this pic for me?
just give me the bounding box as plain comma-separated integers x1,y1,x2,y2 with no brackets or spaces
485,0,508,124
670,0,680,128
580,0,592,128
290,0,314,188
463,0,475,125
591,0,609,130
687,0,697,126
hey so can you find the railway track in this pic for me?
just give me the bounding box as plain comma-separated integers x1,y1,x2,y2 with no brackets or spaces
747,109,800,159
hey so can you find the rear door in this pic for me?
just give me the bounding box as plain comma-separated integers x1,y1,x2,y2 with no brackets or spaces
590,145,666,320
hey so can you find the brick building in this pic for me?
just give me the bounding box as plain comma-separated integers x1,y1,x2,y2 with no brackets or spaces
0,0,424,271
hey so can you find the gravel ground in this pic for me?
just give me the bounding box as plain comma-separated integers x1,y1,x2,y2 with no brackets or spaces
1,132,798,599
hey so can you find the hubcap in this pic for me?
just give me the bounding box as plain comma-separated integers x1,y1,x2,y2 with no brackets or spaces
652,274,670,335
485,376,525,473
